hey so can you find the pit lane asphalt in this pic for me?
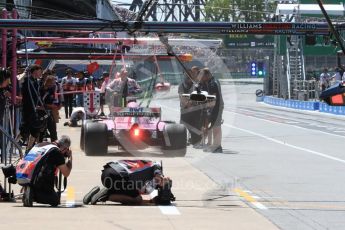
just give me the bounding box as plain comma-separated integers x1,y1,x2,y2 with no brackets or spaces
152,84,345,230
0,84,279,230
4,82,345,229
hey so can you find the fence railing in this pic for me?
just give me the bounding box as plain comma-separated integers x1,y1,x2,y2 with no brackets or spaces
1,105,22,200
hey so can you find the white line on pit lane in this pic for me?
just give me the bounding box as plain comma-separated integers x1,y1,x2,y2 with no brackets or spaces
252,202,268,210
158,102,345,140
284,121,300,124
149,189,181,215
251,195,282,200
224,110,345,140
224,123,345,165
158,103,345,164
61,191,82,196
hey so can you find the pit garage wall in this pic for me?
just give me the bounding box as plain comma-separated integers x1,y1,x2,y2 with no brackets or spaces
263,96,345,115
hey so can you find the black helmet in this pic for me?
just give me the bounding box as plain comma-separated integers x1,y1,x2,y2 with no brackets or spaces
102,71,109,77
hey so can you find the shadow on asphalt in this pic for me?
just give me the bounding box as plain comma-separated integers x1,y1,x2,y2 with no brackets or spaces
84,148,187,158
12,203,85,208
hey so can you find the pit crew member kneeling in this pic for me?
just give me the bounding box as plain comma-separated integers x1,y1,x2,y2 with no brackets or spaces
63,107,86,127
17,135,73,207
83,160,175,205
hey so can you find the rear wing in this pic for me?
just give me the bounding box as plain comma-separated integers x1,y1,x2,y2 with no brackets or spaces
113,107,161,117
182,90,216,103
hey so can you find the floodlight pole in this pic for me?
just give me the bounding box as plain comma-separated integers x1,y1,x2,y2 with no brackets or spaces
11,9,17,105
316,0,345,57
1,8,7,68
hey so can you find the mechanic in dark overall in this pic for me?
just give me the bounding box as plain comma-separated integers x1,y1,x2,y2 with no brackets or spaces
178,66,203,146
23,135,73,207
83,160,174,205
198,68,224,153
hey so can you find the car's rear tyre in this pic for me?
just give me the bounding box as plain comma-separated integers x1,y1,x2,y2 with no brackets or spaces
162,124,187,157
84,122,108,156
22,186,33,207
80,120,91,151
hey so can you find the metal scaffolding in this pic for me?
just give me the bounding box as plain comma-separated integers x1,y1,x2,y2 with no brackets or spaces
126,0,206,22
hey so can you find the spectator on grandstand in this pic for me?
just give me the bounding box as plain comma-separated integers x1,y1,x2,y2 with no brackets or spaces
320,68,331,91
331,67,343,84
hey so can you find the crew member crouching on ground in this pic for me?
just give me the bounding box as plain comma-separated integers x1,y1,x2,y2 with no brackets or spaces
83,160,175,205
19,135,73,207
63,107,86,127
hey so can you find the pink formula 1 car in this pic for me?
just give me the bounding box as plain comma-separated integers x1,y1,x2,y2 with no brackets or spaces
80,101,187,157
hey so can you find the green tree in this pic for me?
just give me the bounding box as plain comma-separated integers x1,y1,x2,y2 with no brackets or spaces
204,0,232,21
205,0,275,22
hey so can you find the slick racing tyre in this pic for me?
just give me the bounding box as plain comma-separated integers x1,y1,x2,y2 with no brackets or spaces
22,186,33,207
80,120,91,151
80,120,92,151
162,124,187,157
84,122,108,156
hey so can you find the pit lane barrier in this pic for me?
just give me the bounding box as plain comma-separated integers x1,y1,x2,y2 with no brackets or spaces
263,96,319,111
263,96,345,115
318,102,345,115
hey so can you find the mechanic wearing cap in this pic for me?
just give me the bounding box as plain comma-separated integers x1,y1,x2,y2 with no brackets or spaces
27,135,73,206
83,160,173,205
99,71,110,116
106,69,142,107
